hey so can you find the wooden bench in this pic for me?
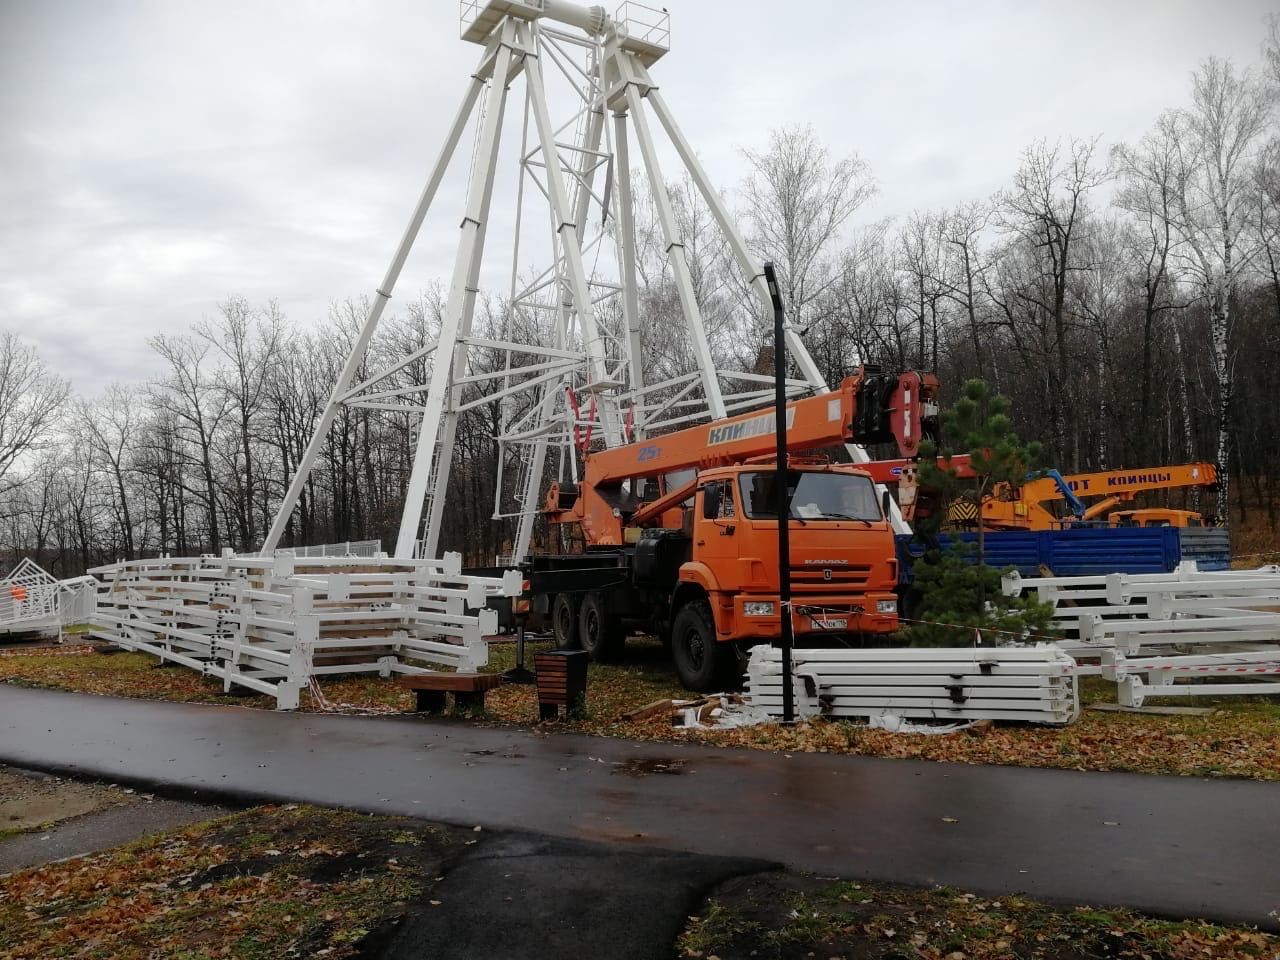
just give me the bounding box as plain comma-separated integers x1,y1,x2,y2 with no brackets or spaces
399,672,504,715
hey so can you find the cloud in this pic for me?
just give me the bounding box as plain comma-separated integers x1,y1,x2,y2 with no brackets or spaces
1,0,1274,394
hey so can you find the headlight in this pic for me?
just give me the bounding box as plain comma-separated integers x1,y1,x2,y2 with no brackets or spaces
877,599,898,615
743,601,776,616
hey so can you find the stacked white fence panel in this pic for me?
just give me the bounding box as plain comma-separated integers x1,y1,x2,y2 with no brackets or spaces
745,645,1079,725
89,552,520,709
1003,565,1280,703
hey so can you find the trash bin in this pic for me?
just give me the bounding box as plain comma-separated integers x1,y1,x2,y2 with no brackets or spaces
534,649,588,720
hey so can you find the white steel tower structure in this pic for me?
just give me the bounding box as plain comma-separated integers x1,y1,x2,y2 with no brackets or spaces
261,0,906,562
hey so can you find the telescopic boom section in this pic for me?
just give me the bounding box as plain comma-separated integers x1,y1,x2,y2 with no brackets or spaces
583,367,936,487
544,366,939,545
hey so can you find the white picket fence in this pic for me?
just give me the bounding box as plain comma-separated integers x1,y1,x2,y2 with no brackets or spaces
1003,565,1280,706
90,552,521,709
745,645,1079,725
1,559,99,639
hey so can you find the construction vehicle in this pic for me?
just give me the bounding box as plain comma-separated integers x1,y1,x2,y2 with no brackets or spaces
864,459,1216,531
1109,508,1206,528
522,367,940,691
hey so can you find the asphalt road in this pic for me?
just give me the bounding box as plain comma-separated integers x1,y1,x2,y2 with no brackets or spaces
1,685,1275,929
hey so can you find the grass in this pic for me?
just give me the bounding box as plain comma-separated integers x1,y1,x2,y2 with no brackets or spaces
679,873,1280,960
0,804,463,960
2,639,1279,780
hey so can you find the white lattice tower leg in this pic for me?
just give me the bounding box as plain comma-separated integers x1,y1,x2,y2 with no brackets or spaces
617,74,725,420
512,386,564,561
612,110,646,438
397,21,521,558
520,20,622,443
260,60,489,554
642,79,909,533
507,33,620,562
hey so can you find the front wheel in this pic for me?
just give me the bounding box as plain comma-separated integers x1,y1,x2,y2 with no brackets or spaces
670,600,739,692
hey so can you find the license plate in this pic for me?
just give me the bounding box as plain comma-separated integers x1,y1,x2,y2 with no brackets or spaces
813,618,847,630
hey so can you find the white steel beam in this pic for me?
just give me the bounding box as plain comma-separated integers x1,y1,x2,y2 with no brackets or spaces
396,21,521,558
613,110,646,437
621,78,725,420
522,22,621,437
260,59,488,555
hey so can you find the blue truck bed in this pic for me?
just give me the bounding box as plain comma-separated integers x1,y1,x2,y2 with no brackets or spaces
897,526,1230,578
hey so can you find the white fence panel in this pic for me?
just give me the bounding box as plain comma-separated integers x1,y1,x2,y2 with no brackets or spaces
1004,564,1280,703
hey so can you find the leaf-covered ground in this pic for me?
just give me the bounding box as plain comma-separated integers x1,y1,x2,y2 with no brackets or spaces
0,804,464,960
3,639,1279,780
3,800,1274,960
679,871,1279,960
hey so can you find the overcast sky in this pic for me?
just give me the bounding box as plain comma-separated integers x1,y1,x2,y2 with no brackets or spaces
1,0,1274,396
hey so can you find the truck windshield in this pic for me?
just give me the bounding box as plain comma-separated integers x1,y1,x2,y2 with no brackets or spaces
739,471,881,522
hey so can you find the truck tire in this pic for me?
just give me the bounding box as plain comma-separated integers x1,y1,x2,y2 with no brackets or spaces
552,593,580,649
578,591,625,663
670,600,735,692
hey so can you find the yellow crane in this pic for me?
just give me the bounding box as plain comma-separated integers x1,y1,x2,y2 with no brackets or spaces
974,462,1217,530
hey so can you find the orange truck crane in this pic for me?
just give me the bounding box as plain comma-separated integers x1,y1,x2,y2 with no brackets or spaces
524,366,939,691
862,458,1217,530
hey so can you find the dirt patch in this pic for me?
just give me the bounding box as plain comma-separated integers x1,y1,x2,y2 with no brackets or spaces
680,872,1279,960
0,765,136,835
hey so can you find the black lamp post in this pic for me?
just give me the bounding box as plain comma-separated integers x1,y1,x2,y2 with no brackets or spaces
763,262,795,723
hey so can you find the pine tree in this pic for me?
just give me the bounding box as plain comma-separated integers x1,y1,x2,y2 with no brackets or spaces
906,379,1054,647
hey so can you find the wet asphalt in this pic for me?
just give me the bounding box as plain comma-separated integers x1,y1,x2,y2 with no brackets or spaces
0,684,1276,930
367,833,769,960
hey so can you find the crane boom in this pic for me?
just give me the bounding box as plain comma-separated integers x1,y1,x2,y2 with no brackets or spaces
580,368,938,487
861,457,1217,529
544,366,939,546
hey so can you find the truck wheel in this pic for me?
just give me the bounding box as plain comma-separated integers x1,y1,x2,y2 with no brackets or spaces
579,591,624,663
552,593,580,649
670,600,734,692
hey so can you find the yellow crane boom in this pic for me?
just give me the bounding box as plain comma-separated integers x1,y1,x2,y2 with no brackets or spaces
979,462,1217,530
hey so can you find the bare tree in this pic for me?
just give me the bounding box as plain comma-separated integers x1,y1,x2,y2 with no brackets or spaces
148,334,231,553
77,385,140,559
937,201,993,379
196,297,286,550
1113,114,1195,460
741,125,876,332
898,211,947,370
0,333,69,505
1165,58,1272,523
996,137,1109,468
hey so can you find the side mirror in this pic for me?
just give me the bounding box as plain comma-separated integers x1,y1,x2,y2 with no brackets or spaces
882,488,892,520
702,484,722,520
